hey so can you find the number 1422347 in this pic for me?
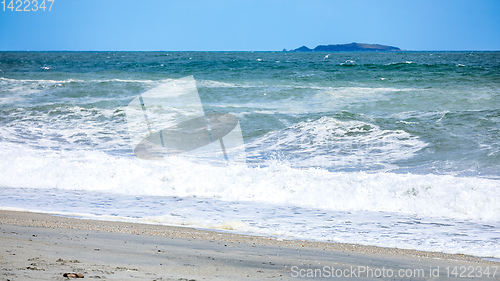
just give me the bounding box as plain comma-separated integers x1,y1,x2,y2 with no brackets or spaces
2,0,54,12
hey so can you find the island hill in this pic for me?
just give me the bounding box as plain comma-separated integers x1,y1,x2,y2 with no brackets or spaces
288,42,401,52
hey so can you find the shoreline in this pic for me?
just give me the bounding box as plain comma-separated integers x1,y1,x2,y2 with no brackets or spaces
0,209,493,263
1,210,498,280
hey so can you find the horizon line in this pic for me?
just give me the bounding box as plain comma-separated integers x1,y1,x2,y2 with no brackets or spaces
1,49,499,52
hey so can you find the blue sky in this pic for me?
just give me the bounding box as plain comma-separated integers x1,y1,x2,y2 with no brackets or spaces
0,0,499,51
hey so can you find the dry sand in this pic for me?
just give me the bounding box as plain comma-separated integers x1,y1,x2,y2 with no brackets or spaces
0,210,498,280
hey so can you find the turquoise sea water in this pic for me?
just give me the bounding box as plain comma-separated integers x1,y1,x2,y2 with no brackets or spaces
0,51,499,257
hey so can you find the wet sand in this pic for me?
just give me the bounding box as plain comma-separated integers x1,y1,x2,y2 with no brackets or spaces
1,210,498,280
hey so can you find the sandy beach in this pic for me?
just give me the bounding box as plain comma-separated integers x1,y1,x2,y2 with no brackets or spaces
0,210,498,280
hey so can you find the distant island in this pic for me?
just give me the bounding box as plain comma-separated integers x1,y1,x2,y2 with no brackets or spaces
287,42,401,52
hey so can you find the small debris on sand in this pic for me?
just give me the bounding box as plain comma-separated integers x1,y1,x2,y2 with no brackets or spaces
63,272,84,278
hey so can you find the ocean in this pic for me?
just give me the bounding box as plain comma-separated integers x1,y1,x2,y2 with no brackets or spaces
0,51,499,259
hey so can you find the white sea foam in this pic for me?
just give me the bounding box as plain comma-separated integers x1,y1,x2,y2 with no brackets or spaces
0,77,163,91
197,80,239,88
0,77,71,103
197,79,424,94
0,77,155,106
0,77,84,84
1,146,498,258
196,79,258,88
0,105,130,153
196,85,425,117
0,143,498,222
246,117,428,170
316,87,423,105
340,60,356,66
